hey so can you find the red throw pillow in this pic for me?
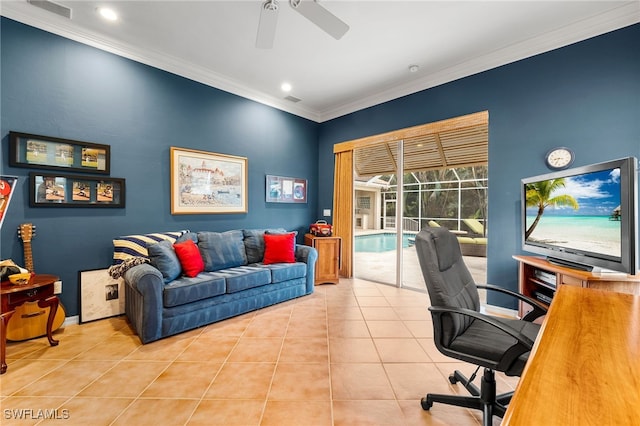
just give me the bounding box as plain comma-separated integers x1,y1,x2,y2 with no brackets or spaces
263,232,296,264
173,239,204,277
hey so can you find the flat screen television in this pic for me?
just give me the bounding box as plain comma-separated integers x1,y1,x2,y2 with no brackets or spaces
521,156,638,275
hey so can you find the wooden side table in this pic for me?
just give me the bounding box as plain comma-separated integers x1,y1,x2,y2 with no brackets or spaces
0,274,60,374
304,233,341,285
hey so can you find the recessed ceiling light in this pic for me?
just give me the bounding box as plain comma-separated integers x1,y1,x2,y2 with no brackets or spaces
97,7,118,21
281,82,292,92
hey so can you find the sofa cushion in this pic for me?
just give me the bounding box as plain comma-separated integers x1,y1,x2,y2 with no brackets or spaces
112,231,186,264
263,232,296,264
198,230,248,272
173,239,205,277
147,240,182,283
211,266,271,293
163,273,226,308
242,228,286,263
263,262,307,283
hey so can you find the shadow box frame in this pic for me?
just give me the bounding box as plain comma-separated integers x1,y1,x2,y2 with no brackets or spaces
9,131,111,175
266,174,307,203
170,146,248,214
29,172,126,208
78,268,125,323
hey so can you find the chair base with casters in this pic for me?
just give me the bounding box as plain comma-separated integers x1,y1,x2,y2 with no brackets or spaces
421,367,512,426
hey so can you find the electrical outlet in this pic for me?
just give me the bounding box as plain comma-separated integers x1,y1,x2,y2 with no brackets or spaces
323,209,331,217
54,280,62,294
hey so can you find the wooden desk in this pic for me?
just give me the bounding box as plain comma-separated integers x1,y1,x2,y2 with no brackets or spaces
501,285,640,425
0,274,60,374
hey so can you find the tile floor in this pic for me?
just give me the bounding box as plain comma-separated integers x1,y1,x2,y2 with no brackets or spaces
1,278,516,425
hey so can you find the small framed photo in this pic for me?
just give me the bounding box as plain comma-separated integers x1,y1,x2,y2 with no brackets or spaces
29,172,125,207
10,131,110,174
266,175,307,203
170,147,248,214
79,268,125,323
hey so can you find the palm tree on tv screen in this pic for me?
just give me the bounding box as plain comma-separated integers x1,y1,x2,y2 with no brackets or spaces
525,178,579,240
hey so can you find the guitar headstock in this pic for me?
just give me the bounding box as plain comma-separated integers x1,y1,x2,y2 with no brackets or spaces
18,223,36,243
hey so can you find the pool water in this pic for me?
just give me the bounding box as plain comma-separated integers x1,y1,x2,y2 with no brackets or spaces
354,233,415,253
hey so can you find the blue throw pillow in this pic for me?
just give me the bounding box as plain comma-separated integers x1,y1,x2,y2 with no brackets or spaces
198,230,248,271
243,228,288,264
147,240,182,283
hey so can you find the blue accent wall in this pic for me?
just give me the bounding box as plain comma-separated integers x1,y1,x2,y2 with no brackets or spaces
318,24,640,308
1,18,319,316
2,17,639,316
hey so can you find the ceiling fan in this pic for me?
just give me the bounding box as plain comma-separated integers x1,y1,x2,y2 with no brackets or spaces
256,0,350,49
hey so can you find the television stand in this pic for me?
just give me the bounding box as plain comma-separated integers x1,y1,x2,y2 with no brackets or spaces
513,255,640,318
546,256,593,272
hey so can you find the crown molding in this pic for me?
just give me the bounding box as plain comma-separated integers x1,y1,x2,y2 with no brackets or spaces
2,2,638,123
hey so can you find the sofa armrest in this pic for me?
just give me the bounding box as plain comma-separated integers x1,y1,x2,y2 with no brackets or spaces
123,263,164,343
295,244,318,294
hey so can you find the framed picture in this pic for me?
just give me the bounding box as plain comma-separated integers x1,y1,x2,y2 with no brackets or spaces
29,172,125,207
170,147,248,214
0,176,18,229
78,268,125,323
266,175,307,203
9,131,111,174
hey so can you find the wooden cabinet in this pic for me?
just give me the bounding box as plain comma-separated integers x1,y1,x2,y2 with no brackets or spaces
304,234,341,285
514,255,640,317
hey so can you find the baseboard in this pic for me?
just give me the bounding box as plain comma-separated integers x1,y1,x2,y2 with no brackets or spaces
62,316,79,327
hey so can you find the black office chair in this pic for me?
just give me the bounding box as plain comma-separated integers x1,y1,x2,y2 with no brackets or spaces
414,227,547,426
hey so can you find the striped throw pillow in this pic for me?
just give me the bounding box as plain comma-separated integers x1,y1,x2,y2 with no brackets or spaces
112,231,186,264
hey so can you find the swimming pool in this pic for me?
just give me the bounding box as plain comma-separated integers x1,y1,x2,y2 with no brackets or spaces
354,233,415,253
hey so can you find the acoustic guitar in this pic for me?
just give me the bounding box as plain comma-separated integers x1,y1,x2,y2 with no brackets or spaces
6,223,66,341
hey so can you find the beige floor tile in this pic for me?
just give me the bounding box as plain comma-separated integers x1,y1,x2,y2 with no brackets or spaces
330,363,395,400
326,305,363,320
141,361,220,398
393,306,431,321
0,396,69,426
366,320,413,338
332,400,405,426
397,399,481,426
357,296,390,307
286,319,328,338
328,319,371,338
0,359,69,396
72,335,140,361
175,335,239,362
261,400,332,426
374,338,432,363
418,339,456,363
227,337,283,362
204,362,275,399
244,315,291,337
279,337,328,363
403,320,434,338
186,399,264,426
384,363,455,400
268,362,330,401
329,338,380,363
200,314,253,336
77,360,167,398
111,398,199,426
39,397,134,426
14,360,118,397
360,306,400,321
124,334,195,361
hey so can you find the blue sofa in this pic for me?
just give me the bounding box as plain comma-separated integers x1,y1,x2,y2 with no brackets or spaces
115,229,317,344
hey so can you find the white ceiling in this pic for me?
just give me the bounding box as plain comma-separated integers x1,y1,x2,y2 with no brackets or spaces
2,1,639,122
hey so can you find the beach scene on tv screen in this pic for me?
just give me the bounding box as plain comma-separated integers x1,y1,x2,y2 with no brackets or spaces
525,168,621,257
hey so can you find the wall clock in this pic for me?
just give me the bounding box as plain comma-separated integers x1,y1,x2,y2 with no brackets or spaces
545,147,574,170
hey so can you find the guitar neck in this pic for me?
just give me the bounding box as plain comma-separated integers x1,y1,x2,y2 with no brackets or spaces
23,241,34,272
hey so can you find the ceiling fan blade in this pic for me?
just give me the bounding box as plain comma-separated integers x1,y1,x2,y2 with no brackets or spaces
256,1,280,49
290,0,349,40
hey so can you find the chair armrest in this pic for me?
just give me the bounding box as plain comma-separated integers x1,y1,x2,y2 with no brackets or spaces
429,305,536,349
429,305,537,371
476,284,548,322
